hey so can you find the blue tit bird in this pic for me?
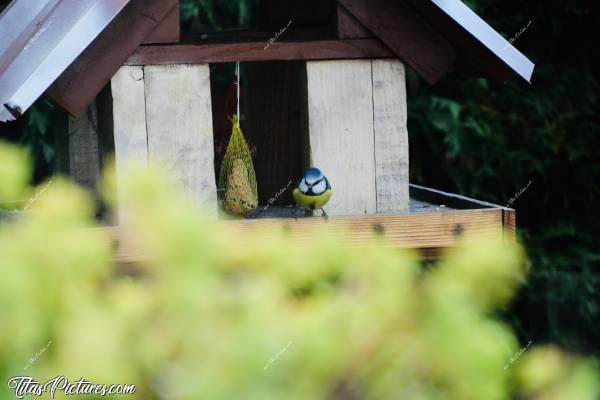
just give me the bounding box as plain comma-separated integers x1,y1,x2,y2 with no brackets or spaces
293,168,332,218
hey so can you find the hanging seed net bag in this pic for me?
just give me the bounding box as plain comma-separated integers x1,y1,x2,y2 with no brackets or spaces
218,116,258,216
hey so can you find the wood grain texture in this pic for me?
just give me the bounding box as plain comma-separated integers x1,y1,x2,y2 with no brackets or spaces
126,39,394,65
372,60,409,213
503,208,516,242
337,4,372,39
144,64,218,215
111,66,148,223
306,60,376,216
338,0,456,84
226,209,504,248
103,185,514,264
48,0,178,117
143,3,180,44
246,61,306,205
107,208,506,265
68,101,101,192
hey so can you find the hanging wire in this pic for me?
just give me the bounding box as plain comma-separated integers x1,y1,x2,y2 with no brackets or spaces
236,61,240,127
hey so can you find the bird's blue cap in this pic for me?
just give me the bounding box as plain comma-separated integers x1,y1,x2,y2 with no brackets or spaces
304,168,324,184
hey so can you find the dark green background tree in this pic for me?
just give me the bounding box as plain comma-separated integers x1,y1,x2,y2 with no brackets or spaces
1,0,598,355
407,0,599,355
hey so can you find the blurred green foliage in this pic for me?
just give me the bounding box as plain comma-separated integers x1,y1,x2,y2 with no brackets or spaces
0,0,598,358
180,0,259,32
1,141,599,399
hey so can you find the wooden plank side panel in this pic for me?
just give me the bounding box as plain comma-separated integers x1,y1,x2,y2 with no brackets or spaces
126,39,394,66
144,64,218,216
372,59,409,213
48,0,178,117
109,208,505,264
338,0,456,84
503,208,516,242
227,209,504,248
68,102,101,191
306,60,376,216
111,66,149,223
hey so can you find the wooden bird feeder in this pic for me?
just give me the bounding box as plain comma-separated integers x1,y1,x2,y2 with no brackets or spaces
0,0,534,261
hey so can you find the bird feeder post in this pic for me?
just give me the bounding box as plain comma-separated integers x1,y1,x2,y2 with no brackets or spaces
305,58,410,216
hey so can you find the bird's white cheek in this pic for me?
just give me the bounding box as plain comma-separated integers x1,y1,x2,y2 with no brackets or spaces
299,180,309,193
312,180,327,195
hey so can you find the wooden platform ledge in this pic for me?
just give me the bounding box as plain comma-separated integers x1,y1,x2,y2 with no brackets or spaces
106,185,516,264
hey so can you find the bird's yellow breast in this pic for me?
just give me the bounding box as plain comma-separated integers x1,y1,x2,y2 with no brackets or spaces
293,188,332,210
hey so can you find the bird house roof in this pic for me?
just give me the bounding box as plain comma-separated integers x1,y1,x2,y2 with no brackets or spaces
0,0,534,123
0,0,178,122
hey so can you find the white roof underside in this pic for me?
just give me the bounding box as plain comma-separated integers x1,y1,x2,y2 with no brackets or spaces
0,0,131,122
431,0,535,82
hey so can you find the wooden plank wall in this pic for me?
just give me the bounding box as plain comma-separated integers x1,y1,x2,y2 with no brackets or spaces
62,86,114,215
306,59,409,216
68,103,101,192
111,65,218,222
306,59,376,216
372,60,410,213
111,66,149,222
145,65,217,209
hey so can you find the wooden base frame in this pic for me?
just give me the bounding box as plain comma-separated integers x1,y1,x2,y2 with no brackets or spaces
106,184,516,264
